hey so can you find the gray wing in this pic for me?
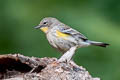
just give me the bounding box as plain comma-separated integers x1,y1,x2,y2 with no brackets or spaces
58,25,88,41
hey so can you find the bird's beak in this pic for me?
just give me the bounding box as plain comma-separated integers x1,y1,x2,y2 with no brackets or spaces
34,25,48,33
34,25,40,29
34,25,45,29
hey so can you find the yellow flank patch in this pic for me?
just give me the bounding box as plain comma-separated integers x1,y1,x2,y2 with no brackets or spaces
40,27,48,33
56,30,69,38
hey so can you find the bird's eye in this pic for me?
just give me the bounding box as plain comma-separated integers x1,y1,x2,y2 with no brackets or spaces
43,22,47,24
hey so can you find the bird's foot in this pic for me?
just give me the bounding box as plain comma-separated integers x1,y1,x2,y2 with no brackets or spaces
58,46,78,63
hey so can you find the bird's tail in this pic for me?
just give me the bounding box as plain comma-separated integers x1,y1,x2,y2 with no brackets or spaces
86,40,109,47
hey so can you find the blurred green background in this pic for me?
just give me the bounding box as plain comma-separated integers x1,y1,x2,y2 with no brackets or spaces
0,0,120,80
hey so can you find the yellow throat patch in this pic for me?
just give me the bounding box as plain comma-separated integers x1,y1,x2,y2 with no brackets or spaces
40,27,48,33
56,30,69,38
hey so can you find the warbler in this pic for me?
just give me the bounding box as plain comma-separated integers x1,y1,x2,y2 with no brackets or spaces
35,17,109,54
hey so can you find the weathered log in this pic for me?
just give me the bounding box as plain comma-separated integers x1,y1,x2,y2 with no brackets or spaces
0,54,100,80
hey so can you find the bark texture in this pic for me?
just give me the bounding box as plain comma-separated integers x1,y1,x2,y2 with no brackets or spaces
0,54,100,80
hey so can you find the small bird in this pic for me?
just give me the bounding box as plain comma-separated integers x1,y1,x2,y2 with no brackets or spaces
35,17,109,54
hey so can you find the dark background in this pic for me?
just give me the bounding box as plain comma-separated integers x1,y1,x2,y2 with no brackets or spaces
0,0,120,80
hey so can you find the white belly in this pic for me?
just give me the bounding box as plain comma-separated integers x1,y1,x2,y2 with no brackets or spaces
46,32,76,53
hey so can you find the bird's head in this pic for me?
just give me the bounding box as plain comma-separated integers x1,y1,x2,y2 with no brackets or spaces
34,17,59,33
